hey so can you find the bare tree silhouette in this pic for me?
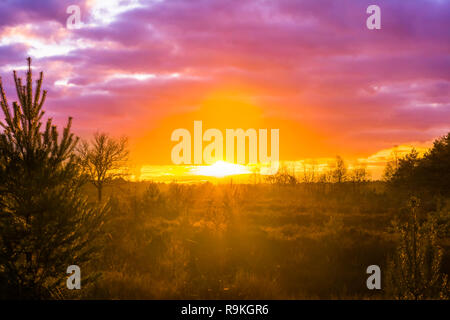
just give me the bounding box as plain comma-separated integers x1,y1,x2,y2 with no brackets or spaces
78,132,128,201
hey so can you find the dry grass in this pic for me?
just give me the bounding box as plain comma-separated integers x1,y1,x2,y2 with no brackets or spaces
78,181,449,299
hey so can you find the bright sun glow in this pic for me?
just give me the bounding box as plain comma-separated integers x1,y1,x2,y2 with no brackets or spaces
190,161,251,178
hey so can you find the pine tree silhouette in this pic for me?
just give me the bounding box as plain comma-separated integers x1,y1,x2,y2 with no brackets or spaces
0,58,106,299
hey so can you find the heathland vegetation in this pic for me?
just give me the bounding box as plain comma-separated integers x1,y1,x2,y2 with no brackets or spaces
0,60,449,299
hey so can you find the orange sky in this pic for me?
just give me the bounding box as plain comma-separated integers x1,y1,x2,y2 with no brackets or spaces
0,0,448,180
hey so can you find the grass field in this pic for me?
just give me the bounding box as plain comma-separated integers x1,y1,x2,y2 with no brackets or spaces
75,181,450,299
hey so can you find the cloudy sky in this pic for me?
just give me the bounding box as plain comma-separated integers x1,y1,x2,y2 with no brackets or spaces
0,0,448,170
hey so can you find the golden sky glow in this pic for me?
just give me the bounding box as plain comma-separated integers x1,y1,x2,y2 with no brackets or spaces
135,143,431,182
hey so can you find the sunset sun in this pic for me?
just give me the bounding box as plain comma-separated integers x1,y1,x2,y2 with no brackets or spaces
190,161,251,178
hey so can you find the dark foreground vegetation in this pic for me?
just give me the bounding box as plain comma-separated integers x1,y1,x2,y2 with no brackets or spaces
0,60,449,299
76,179,448,299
